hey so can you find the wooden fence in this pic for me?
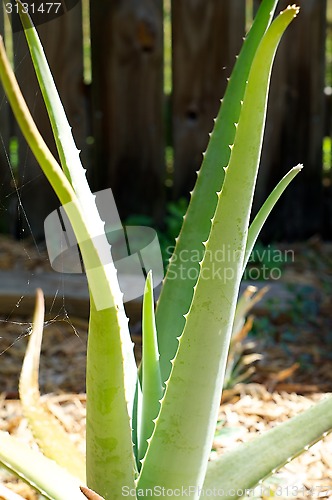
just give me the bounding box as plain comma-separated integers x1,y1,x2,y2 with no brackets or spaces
0,0,330,241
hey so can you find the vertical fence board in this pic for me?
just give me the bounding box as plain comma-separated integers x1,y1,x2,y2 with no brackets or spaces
0,6,12,232
12,3,88,241
171,0,246,199
325,0,332,237
253,0,327,240
90,0,164,222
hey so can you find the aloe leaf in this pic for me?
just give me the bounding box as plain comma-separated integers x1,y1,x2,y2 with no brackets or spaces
244,164,303,270
85,302,138,499
132,378,142,466
139,272,163,464
204,396,332,498
156,0,279,385
138,8,299,497
17,0,78,186
0,13,137,498
19,289,86,481
0,431,86,500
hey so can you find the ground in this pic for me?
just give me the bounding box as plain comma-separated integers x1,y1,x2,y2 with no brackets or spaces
0,235,330,499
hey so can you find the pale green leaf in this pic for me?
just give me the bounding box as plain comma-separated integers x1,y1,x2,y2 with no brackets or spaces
139,272,163,463
244,165,303,270
0,431,85,500
138,8,299,498
204,396,332,498
9,6,138,497
156,0,280,386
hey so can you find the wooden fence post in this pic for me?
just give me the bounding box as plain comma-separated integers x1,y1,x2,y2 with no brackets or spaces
90,0,165,222
253,0,327,240
12,3,88,241
171,0,246,199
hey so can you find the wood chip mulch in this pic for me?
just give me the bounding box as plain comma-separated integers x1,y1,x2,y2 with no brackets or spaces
0,387,331,499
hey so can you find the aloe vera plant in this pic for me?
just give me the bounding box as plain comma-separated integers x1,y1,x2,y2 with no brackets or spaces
0,2,331,499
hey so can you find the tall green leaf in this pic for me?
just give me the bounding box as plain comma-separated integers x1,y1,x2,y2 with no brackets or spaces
156,0,280,385
0,431,85,500
1,5,138,497
138,7,299,497
204,396,332,498
139,272,163,463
